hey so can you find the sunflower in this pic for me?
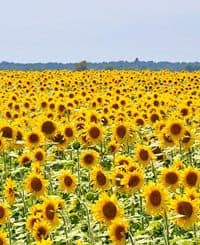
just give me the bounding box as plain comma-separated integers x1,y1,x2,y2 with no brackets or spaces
63,124,76,143
33,220,51,241
108,218,128,245
90,165,110,191
112,169,126,192
26,130,44,149
79,149,99,169
0,203,10,224
143,182,168,216
113,123,129,143
24,172,48,198
18,152,32,166
42,197,60,228
33,148,46,164
0,231,8,245
122,170,144,194
135,145,154,167
26,214,41,232
166,119,185,141
40,119,57,137
36,239,53,245
3,178,16,205
159,167,180,190
58,170,77,193
108,140,120,154
182,167,200,189
181,128,193,149
92,193,123,225
86,123,103,144
0,124,16,140
171,195,199,229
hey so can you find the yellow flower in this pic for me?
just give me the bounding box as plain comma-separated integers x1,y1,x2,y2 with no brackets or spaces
33,220,51,241
24,172,48,198
42,196,60,228
108,218,128,245
122,170,144,194
92,193,123,225
171,195,199,229
90,165,110,191
143,182,168,216
159,167,180,190
182,166,200,189
80,149,99,169
3,178,16,205
135,145,154,167
0,230,8,245
58,170,77,193
0,203,10,224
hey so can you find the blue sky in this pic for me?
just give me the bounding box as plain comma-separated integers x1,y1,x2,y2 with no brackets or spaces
0,0,199,63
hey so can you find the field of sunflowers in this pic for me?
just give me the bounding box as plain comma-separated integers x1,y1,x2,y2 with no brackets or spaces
0,70,199,245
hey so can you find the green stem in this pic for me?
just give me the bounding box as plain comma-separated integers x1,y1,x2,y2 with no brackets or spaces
139,195,144,230
60,210,70,245
164,210,170,245
128,231,135,245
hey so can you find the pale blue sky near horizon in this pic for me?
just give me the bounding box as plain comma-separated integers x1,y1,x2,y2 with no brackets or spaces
0,0,199,63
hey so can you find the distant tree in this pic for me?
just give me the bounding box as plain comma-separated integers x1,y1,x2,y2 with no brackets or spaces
74,60,87,71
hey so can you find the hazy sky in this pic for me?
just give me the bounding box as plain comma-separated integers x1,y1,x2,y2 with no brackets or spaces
0,0,199,63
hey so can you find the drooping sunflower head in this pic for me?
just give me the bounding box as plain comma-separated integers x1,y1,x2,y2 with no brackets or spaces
3,177,16,205
33,220,51,241
0,203,10,225
0,230,8,245
108,218,128,245
18,152,32,166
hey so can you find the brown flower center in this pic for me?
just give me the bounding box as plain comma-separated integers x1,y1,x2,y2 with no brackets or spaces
89,126,100,139
170,123,182,135
1,126,13,138
96,171,106,186
116,125,126,139
64,127,73,137
35,152,44,161
0,206,5,219
139,149,149,161
115,225,126,240
41,121,56,135
83,154,94,165
103,201,117,220
182,131,191,143
149,190,162,206
31,177,42,192
29,133,39,143
37,226,47,240
45,204,55,220
177,201,193,218
128,175,140,188
186,172,198,187
64,176,73,187
165,172,178,185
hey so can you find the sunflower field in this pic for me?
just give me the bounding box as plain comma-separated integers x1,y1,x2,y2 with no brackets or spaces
0,70,199,245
